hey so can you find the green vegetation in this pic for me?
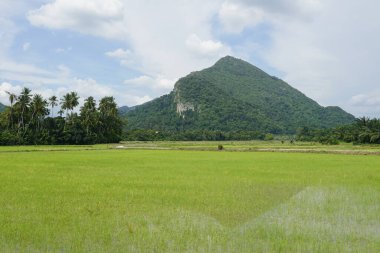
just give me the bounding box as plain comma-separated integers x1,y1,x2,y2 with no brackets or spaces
0,88,123,145
125,56,355,133
123,129,264,141
0,146,379,252
0,103,6,113
297,117,380,144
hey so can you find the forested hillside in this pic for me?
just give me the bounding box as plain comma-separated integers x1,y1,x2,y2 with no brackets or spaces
125,56,355,134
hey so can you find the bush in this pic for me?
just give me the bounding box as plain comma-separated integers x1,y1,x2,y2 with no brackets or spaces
264,133,274,141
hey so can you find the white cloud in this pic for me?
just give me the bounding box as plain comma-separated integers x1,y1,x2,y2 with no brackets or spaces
185,34,230,58
27,0,127,39
230,0,322,20
0,82,22,105
349,91,380,117
124,75,151,86
260,0,380,117
351,92,380,107
130,95,152,105
72,78,113,98
218,0,323,33
28,0,227,84
105,48,136,68
218,2,264,33
105,48,131,59
124,75,175,91
0,59,63,86
0,61,51,76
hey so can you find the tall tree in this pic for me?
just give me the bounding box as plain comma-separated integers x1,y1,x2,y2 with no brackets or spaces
58,109,64,117
60,92,80,117
80,96,98,136
69,92,80,112
16,87,32,133
30,94,49,131
98,96,123,143
5,91,17,129
48,95,58,118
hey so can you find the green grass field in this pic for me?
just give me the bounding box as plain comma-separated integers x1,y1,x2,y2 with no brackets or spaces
0,143,379,252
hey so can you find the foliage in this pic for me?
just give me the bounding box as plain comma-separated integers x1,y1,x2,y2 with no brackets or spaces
296,117,380,145
264,133,274,141
0,88,123,145
124,56,355,134
123,129,265,141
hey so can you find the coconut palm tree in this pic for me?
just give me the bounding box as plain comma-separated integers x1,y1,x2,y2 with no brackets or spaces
69,91,79,112
30,94,48,131
5,91,17,129
48,95,58,117
80,96,98,135
16,87,32,132
60,92,80,118
60,93,71,118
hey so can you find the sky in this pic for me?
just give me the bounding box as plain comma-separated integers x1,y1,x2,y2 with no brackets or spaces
0,0,379,117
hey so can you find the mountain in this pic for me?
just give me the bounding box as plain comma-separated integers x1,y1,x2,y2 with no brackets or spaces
118,105,135,116
125,56,355,133
0,103,6,113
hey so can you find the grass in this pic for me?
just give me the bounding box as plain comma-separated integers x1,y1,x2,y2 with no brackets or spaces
0,145,379,252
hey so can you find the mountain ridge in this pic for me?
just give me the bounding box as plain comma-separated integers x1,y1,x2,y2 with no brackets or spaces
124,56,355,133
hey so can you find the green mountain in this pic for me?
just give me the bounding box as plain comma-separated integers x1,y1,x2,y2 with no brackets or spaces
125,56,355,133
118,105,135,116
0,103,6,113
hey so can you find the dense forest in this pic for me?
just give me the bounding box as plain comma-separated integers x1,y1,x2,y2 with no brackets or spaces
123,129,271,141
123,118,380,144
296,117,380,144
0,88,123,145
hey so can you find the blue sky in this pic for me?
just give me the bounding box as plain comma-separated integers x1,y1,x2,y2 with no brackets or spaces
1,0,379,117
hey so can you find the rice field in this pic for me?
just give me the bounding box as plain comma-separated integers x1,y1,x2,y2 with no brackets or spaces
0,143,379,252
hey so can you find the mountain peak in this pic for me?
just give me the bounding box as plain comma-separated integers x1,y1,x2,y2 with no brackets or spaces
214,55,246,66
212,56,268,78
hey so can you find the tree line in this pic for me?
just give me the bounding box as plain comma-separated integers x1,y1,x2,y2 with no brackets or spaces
296,117,380,145
123,129,274,141
0,88,123,145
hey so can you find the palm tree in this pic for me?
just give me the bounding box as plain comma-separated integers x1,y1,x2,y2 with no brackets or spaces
370,132,380,144
5,91,17,129
17,87,32,132
60,93,71,118
80,96,97,135
69,91,79,112
356,117,369,127
98,96,122,142
30,94,48,131
60,92,80,118
48,95,58,117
